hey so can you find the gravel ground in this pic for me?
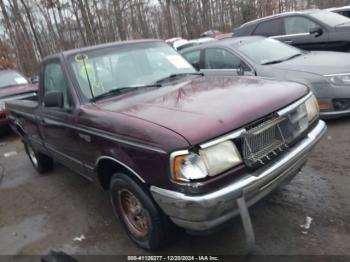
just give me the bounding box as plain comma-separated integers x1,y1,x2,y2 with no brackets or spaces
0,119,349,257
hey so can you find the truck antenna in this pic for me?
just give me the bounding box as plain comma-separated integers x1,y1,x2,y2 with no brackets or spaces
76,54,95,101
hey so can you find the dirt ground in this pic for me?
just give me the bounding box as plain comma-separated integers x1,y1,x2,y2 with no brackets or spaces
0,118,349,257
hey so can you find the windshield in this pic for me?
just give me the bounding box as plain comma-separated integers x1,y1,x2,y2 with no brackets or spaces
236,38,303,65
310,11,350,26
0,71,28,89
69,42,196,99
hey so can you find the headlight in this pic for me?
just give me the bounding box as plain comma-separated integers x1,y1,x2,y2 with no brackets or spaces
172,152,208,181
305,94,319,122
199,141,242,176
171,141,242,182
325,74,350,86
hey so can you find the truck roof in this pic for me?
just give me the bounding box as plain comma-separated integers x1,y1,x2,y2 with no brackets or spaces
44,39,163,61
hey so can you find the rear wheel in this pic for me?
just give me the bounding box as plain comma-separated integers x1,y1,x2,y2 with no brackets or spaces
110,173,175,250
25,142,53,174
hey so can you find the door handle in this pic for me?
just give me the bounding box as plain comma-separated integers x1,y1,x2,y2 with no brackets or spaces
283,40,293,44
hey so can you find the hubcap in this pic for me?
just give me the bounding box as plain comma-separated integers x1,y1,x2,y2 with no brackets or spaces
27,145,38,167
117,189,148,238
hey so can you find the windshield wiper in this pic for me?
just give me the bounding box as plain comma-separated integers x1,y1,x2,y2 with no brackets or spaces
261,60,284,65
91,84,161,102
285,53,303,61
262,53,303,65
155,72,204,84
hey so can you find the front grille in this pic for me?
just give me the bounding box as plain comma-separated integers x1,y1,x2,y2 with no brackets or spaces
333,98,350,111
240,101,309,168
242,117,287,167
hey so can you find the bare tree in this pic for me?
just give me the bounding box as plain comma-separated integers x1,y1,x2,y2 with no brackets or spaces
1,0,348,76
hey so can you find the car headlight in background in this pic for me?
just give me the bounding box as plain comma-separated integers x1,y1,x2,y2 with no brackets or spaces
305,94,319,122
171,141,242,182
325,73,350,86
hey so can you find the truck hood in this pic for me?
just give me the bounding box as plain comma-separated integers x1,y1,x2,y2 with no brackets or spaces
0,84,38,99
271,51,350,75
100,76,307,145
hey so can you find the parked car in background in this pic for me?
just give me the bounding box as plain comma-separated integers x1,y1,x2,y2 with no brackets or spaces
217,32,234,40
328,6,350,18
175,37,216,51
233,9,350,52
200,30,222,39
181,36,350,118
28,75,39,84
0,70,37,130
6,39,325,250
173,38,189,50
165,37,183,46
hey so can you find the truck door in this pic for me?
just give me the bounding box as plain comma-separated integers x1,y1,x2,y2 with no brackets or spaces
39,59,86,176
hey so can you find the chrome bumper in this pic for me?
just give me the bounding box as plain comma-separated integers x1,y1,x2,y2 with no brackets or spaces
151,120,326,231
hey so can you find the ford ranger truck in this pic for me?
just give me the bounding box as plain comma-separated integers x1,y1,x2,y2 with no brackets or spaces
5,40,326,250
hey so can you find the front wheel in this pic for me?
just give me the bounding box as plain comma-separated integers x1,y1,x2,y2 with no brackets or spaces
25,142,53,174
110,173,175,250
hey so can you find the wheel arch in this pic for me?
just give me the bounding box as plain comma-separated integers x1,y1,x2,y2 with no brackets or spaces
95,156,146,190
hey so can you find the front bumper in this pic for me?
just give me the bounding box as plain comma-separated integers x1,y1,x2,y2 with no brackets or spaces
320,109,350,119
151,120,326,232
317,96,350,119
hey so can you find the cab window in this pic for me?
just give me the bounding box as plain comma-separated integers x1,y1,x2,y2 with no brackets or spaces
43,62,72,109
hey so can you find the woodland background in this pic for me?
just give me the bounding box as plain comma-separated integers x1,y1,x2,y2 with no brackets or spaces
0,0,350,76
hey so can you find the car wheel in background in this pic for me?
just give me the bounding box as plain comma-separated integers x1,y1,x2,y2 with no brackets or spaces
109,172,176,250
24,142,53,174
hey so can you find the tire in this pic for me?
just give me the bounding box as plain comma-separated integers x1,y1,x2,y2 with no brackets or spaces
109,173,175,250
24,142,53,174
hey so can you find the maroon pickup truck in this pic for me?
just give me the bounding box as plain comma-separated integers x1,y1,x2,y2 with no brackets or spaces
0,70,37,129
6,40,326,250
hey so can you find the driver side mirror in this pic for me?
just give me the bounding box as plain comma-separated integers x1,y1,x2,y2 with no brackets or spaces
44,91,64,108
309,26,323,37
238,62,254,76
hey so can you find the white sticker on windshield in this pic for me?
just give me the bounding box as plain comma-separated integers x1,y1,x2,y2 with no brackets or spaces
166,55,192,69
14,77,27,84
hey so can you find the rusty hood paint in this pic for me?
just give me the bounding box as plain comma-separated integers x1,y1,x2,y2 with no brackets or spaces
99,75,308,146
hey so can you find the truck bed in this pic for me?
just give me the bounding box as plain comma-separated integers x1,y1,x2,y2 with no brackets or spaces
5,99,42,147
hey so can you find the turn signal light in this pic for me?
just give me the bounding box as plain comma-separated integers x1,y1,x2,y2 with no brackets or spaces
318,103,331,110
